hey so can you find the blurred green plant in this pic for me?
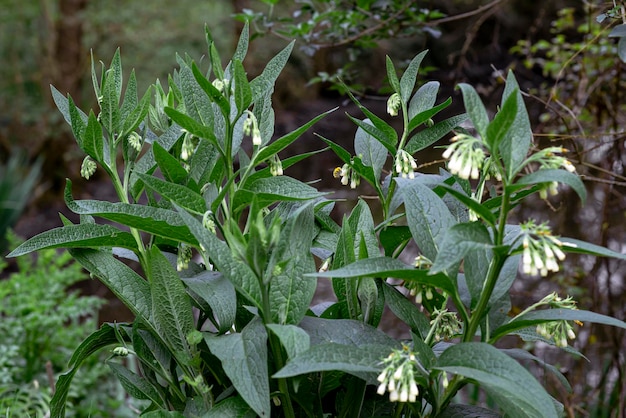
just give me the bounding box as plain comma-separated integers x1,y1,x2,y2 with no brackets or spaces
0,153,41,253
0,232,143,417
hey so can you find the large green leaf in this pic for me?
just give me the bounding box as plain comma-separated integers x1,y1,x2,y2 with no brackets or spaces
407,97,452,133
382,283,430,339
312,257,456,296
408,80,439,120
273,343,390,379
405,113,467,154
354,119,387,182
7,223,137,257
175,205,262,307
233,59,252,116
559,237,626,260
205,318,270,418
100,64,122,136
152,142,189,184
182,271,236,334
457,83,489,139
206,396,255,418
69,248,152,323
50,324,120,418
51,85,88,133
148,247,195,365
138,172,206,214
268,204,317,324
250,40,294,101
266,324,310,360
438,404,502,418
435,342,559,418
178,62,215,128
430,222,493,275
403,182,457,261
513,168,587,204
499,71,532,178
299,316,398,348
83,110,104,162
485,88,517,151
233,176,325,213
400,50,429,104
64,181,197,244
108,361,165,405
491,308,626,341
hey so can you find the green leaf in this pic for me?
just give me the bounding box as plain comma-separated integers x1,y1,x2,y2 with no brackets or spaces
318,136,353,164
354,119,388,182
108,48,123,101
500,71,532,178
178,62,215,128
153,142,189,184
164,107,220,149
50,324,119,418
400,50,428,103
485,87,517,151
64,182,197,244
83,110,104,162
138,173,206,214
382,282,430,339
206,396,255,418
182,271,236,334
559,237,626,260
70,248,152,323
380,225,412,257
68,95,87,147
405,113,468,154
430,222,493,274
7,223,137,257
618,36,626,63
437,183,496,226
502,348,572,393
385,56,401,94
108,361,165,405
256,107,336,162
299,316,398,348
233,176,325,213
311,257,456,296
347,115,396,155
457,83,489,139
148,247,195,365
233,59,252,115
608,23,626,37
250,40,295,101
51,85,88,132
407,97,452,132
439,404,502,418
492,308,626,341
403,182,457,261
100,65,122,136
266,324,310,360
268,203,317,324
273,343,390,379
435,342,559,418
192,61,231,119
175,205,262,307
205,318,270,418
232,21,249,63
513,168,586,204
121,86,152,138
120,69,138,122
346,89,398,146
408,80,439,120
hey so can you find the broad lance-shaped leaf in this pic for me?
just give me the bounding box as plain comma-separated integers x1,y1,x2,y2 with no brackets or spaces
182,271,236,334
382,282,430,339
273,343,390,379
403,182,457,262
148,247,195,366
457,83,489,139
250,40,294,101
138,172,206,214
559,237,626,260
299,316,398,348
7,223,138,257
408,80,439,120
354,118,387,182
108,361,165,406
513,168,586,204
435,342,559,418
205,318,270,418
266,324,310,360
311,257,456,296
175,204,262,307
400,50,429,104
233,176,326,214
64,180,197,244
50,324,119,417
405,113,468,154
430,222,493,275
69,248,152,323
268,203,317,324
500,71,532,179
491,308,626,341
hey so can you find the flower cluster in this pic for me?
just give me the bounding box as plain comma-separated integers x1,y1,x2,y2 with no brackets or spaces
526,147,576,199
430,308,462,342
212,78,229,93
387,92,401,116
441,134,486,180
176,243,193,271
333,163,360,189
243,111,262,146
395,149,417,178
181,130,197,161
377,345,421,403
537,320,577,348
128,132,143,152
268,154,283,176
80,156,97,180
519,220,569,277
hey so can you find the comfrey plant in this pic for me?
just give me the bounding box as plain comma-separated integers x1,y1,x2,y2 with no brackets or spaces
9,24,626,417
